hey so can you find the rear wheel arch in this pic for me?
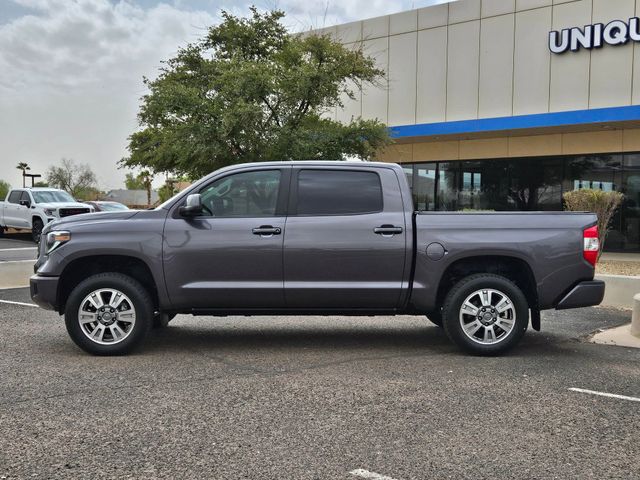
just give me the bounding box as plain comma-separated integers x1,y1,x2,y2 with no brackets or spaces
435,255,538,312
57,255,160,313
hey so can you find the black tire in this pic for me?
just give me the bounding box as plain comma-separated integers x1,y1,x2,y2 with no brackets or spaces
65,273,153,355
0,226,4,237
31,218,44,244
442,273,529,356
426,310,443,327
153,312,176,329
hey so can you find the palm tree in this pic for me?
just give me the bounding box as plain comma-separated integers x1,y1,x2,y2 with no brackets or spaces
16,162,30,188
140,170,153,206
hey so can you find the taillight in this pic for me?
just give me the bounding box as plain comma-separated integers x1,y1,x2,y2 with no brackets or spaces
583,225,599,267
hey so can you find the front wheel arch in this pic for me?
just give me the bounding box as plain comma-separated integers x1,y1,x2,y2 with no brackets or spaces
31,217,44,243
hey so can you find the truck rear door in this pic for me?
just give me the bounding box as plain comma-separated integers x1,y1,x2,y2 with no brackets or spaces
4,190,27,228
283,166,407,310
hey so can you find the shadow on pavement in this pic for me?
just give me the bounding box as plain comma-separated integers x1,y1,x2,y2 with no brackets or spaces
145,323,449,353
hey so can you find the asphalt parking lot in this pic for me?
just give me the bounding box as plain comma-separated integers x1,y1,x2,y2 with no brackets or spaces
0,284,639,479
0,233,36,262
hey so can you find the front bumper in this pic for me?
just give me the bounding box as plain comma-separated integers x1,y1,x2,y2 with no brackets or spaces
556,280,605,310
30,274,59,311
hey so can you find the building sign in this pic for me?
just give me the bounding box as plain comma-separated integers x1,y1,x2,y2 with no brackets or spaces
549,18,640,54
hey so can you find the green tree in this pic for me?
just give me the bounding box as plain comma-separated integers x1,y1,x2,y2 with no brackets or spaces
16,162,30,188
158,182,176,203
45,158,97,198
121,8,391,178
124,172,145,190
0,180,10,200
33,181,49,187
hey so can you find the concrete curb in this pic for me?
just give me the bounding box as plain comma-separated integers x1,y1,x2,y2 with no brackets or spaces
595,274,640,309
0,261,33,289
591,323,640,349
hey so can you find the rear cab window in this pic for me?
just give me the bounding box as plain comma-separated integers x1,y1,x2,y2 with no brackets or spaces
8,191,22,204
295,169,383,215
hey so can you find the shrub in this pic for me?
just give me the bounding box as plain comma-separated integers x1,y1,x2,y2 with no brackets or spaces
563,189,624,260
0,180,10,200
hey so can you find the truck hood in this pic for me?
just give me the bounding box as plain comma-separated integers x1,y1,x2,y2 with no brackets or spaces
38,202,93,210
47,210,140,230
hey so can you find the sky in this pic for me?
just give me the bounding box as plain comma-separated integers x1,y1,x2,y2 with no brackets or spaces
0,0,450,191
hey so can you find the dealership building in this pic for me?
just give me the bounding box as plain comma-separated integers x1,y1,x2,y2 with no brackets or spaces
318,0,640,251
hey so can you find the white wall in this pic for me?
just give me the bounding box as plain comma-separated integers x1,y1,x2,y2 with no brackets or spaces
322,0,639,126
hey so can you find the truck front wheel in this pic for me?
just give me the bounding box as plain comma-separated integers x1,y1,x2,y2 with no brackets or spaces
442,273,528,355
64,273,153,355
32,218,44,244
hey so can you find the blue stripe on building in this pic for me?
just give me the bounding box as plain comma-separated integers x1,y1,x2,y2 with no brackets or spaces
389,105,640,139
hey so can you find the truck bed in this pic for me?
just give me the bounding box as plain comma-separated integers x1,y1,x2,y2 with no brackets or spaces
409,211,598,312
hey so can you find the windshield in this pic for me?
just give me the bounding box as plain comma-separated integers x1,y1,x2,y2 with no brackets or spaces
100,202,129,211
32,190,76,203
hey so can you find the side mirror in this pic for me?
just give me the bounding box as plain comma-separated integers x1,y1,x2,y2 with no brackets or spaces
19,199,31,208
179,194,204,217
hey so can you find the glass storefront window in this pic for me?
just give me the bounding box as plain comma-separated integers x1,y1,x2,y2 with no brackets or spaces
413,164,436,211
403,151,637,251
459,160,510,211
508,157,563,211
619,154,640,251
437,162,459,211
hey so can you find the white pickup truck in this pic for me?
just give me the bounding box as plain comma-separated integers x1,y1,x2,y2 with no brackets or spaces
0,188,93,242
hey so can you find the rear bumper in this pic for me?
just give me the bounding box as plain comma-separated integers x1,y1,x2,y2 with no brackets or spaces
555,280,605,310
30,274,59,311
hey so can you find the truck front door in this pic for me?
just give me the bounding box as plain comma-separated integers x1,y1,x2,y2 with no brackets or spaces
283,167,407,310
163,167,289,310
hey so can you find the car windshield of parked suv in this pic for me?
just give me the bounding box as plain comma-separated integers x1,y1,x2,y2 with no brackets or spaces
32,190,76,203
99,202,129,211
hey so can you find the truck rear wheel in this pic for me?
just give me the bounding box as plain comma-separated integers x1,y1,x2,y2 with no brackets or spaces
442,273,528,355
64,273,153,355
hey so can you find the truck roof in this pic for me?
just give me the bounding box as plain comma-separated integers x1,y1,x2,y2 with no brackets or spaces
11,187,64,191
227,160,397,168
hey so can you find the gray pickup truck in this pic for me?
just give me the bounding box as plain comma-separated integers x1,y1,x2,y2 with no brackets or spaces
30,161,605,356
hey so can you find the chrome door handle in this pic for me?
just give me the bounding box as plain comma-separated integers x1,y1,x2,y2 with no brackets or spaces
252,226,281,236
374,225,403,236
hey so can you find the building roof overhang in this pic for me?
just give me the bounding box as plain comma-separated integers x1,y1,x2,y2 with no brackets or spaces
390,105,640,143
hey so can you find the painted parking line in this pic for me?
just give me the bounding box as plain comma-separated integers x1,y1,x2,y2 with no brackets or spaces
569,387,640,403
350,469,400,480
0,299,38,308
0,247,37,252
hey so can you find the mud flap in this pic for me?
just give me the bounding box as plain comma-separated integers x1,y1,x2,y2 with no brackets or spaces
530,308,541,331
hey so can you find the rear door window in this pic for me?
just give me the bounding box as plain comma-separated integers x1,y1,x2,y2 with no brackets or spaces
295,170,383,215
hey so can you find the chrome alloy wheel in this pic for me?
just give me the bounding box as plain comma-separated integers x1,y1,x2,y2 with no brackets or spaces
459,288,516,345
77,289,136,345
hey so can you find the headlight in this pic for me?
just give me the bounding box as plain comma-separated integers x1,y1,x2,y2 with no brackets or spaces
44,208,56,216
46,231,71,254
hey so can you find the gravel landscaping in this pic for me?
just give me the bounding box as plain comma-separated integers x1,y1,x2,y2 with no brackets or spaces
597,260,640,276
